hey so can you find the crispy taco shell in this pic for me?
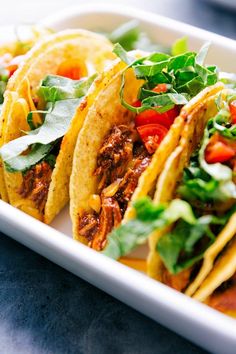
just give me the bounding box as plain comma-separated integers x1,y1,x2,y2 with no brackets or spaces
0,29,115,222
70,53,224,250
193,232,236,318
148,85,230,294
0,25,51,201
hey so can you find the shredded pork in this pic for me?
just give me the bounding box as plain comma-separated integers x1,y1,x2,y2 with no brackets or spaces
20,161,52,213
78,124,152,250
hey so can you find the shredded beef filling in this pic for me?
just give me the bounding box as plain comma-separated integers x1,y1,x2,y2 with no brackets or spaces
162,267,193,293
78,124,152,250
208,273,236,313
19,161,52,213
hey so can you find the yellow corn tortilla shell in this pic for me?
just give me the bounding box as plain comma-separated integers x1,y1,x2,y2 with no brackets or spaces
69,57,224,247
70,64,140,243
125,83,225,221
0,25,51,201
193,235,236,318
148,84,226,284
1,29,115,222
186,212,236,296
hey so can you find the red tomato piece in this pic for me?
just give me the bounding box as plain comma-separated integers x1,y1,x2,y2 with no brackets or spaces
5,54,25,77
205,141,235,164
57,59,85,80
229,100,236,124
137,123,168,154
152,83,168,93
135,106,179,129
132,100,141,107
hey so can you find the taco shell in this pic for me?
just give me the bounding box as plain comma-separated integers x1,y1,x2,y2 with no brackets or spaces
147,85,227,292
0,29,115,223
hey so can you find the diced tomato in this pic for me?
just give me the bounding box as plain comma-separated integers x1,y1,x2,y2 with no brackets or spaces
152,83,168,93
5,54,25,77
57,59,86,80
6,64,18,77
132,99,141,107
137,123,168,154
205,141,235,164
135,106,179,129
229,100,236,124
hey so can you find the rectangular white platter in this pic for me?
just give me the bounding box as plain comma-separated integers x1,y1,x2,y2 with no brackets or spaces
1,4,236,353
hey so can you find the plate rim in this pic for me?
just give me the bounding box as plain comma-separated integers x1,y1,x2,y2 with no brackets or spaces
1,4,236,354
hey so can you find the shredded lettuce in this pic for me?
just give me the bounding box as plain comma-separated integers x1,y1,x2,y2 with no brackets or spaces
171,37,188,56
219,71,236,89
39,74,97,102
103,197,231,274
179,94,236,204
0,74,97,172
103,198,197,261
113,42,218,115
108,20,169,53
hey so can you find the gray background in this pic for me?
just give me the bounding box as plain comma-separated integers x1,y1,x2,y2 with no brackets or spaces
0,1,236,353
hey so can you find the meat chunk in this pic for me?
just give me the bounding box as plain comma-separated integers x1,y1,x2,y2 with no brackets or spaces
94,125,139,190
78,196,122,251
162,267,192,292
91,196,122,251
208,273,236,314
78,212,99,243
116,155,151,206
19,161,52,212
78,124,152,251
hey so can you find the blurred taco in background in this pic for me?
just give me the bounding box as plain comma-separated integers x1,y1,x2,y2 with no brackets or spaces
70,42,222,252
0,24,51,201
0,29,115,223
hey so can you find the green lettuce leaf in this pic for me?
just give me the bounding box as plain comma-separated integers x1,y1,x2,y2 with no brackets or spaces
199,128,234,182
108,20,140,51
4,143,52,172
0,74,96,172
113,43,218,115
0,98,81,162
108,21,169,53
219,71,236,89
39,74,97,102
171,37,188,56
103,197,230,275
103,198,196,260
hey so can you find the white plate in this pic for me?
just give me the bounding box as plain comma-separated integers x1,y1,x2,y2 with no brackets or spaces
203,0,236,10
1,4,236,354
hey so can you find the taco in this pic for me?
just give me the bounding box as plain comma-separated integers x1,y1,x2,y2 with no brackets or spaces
193,231,236,317
147,89,236,296
0,29,115,223
70,43,223,252
0,25,51,201
107,88,236,296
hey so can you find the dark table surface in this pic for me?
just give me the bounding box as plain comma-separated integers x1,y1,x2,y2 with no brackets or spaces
1,1,236,353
